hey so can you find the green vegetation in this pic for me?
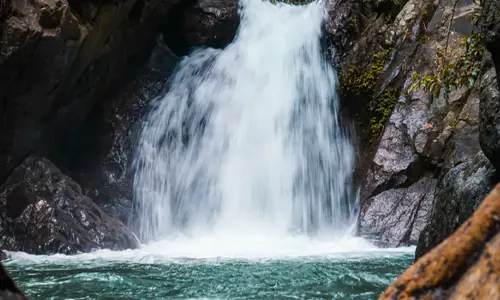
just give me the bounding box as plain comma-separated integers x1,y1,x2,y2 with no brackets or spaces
339,49,392,96
339,48,397,143
370,88,398,143
408,13,484,98
420,34,430,45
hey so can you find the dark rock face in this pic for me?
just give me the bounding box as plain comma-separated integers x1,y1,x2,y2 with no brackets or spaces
0,0,176,185
480,0,500,170
0,156,138,255
162,0,239,56
415,151,499,259
61,42,179,223
483,0,500,77
0,262,26,300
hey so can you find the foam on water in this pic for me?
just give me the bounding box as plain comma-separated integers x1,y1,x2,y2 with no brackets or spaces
4,238,415,265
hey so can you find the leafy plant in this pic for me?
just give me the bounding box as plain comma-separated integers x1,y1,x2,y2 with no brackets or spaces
408,31,484,98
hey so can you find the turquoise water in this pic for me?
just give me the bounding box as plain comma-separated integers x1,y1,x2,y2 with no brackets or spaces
4,252,412,299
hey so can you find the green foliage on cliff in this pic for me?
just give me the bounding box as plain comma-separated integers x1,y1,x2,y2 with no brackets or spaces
370,88,398,143
339,49,395,143
339,49,392,96
408,13,484,98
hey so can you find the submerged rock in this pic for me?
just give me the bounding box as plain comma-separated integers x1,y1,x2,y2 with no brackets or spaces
0,156,138,255
379,183,500,299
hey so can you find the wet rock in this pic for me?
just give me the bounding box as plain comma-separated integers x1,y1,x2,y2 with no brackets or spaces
0,156,139,255
0,262,26,300
379,183,500,300
416,151,499,259
0,251,5,262
162,0,239,56
359,178,436,247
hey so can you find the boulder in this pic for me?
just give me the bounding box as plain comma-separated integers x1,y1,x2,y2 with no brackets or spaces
416,151,499,259
379,183,500,299
0,156,138,255
359,178,436,247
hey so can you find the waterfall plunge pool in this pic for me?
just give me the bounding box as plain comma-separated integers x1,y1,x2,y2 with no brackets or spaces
4,237,414,299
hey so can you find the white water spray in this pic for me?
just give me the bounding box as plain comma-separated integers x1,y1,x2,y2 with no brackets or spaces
133,0,358,244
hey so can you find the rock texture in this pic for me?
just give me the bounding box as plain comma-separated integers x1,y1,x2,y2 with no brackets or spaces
360,178,436,246
0,156,138,255
480,0,500,170
416,151,499,259
345,0,498,248
0,263,26,300
379,183,500,299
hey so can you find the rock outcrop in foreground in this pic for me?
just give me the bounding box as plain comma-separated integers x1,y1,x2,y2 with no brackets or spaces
0,263,26,300
0,156,138,255
379,183,500,299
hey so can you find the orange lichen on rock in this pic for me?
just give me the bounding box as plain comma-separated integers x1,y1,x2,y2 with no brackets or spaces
379,183,500,300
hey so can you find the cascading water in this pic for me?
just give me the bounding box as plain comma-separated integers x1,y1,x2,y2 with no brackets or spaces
4,2,417,298
133,0,358,244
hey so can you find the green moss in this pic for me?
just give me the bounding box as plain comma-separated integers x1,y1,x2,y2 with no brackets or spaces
420,35,430,45
339,49,392,97
339,49,396,144
369,87,398,143
408,14,484,98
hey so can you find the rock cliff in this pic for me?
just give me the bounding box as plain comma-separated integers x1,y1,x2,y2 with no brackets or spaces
335,0,500,253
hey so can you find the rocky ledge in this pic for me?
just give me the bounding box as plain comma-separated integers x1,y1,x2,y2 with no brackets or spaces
380,183,500,299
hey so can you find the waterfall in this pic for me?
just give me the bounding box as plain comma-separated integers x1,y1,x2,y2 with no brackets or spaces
133,0,357,243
